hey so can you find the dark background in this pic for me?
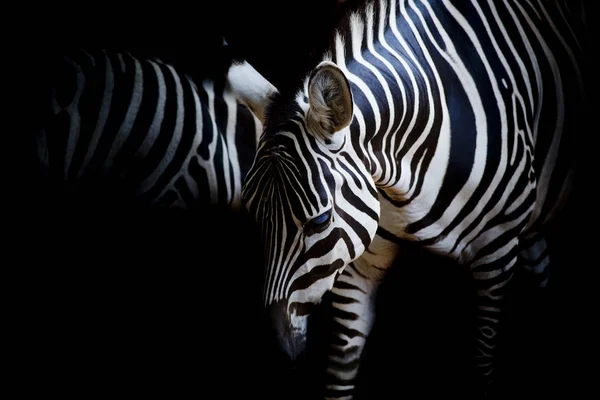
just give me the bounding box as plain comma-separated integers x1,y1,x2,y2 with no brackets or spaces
13,0,594,398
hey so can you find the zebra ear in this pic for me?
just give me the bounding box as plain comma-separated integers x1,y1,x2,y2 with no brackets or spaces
227,60,278,124
307,61,353,138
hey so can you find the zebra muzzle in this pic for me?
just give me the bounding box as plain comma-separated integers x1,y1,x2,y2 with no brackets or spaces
268,300,308,361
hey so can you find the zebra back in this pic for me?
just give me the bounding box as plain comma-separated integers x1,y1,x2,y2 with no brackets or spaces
35,48,263,212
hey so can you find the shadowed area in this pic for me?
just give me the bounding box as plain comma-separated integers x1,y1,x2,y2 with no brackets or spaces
12,0,593,397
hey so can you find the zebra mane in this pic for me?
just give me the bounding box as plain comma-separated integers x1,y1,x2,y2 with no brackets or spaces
323,0,389,63
261,0,390,140
263,89,305,139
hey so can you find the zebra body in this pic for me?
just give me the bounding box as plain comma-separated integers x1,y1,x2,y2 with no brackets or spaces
242,0,587,398
36,48,267,211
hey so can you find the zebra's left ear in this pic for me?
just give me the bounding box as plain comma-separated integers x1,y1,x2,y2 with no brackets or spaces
307,61,353,139
227,60,278,124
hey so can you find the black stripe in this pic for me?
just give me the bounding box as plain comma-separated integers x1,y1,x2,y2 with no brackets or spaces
88,52,135,177
188,156,211,205
196,80,214,160
140,67,199,204
331,307,359,322
235,104,259,179
331,319,364,340
111,57,160,177
69,52,108,179
133,62,177,182
290,259,344,293
341,179,379,222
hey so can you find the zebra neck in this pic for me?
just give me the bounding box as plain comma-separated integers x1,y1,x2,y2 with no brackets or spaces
323,0,441,187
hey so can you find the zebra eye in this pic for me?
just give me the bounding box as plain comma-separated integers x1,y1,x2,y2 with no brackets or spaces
304,210,332,235
312,212,330,225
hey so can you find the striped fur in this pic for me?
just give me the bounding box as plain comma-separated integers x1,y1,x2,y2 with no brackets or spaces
242,1,587,398
36,48,263,211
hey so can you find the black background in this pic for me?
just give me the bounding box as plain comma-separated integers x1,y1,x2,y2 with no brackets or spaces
12,1,595,398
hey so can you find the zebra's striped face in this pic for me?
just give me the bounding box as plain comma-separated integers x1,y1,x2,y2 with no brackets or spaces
242,61,380,358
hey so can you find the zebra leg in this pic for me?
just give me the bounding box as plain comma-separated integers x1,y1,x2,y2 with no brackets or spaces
323,259,386,400
518,232,551,288
471,253,517,396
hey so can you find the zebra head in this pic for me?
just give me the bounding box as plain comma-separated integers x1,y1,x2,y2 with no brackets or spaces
242,61,380,359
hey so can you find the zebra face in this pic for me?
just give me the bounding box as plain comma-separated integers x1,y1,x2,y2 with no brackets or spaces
242,61,380,359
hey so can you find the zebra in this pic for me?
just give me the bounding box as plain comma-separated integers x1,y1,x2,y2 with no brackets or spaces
32,46,275,213
241,0,587,398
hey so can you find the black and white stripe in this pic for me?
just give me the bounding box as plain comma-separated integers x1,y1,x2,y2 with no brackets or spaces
242,1,587,398
36,47,264,211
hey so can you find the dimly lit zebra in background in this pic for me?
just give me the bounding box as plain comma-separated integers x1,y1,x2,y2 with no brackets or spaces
241,0,587,398
34,46,275,211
